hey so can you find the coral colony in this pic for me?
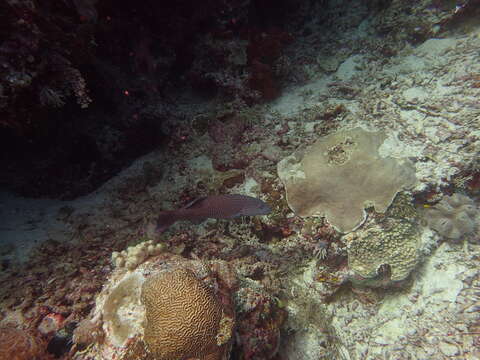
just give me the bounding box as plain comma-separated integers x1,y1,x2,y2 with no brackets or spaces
277,127,416,233
0,1,480,360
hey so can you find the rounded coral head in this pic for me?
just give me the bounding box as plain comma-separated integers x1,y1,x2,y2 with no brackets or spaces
425,193,478,240
141,268,228,360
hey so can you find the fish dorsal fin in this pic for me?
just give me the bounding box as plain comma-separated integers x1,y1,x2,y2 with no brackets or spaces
182,196,208,209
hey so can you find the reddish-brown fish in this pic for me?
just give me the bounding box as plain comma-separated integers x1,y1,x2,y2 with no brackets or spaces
156,194,271,232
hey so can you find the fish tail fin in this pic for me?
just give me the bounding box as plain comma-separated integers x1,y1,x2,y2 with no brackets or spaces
155,211,177,233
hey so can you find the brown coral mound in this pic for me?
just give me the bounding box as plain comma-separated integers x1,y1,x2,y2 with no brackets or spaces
0,327,48,360
141,269,226,360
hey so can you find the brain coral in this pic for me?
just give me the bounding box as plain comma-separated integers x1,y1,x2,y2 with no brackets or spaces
344,219,420,283
0,327,47,360
141,268,231,360
277,128,416,233
424,193,478,240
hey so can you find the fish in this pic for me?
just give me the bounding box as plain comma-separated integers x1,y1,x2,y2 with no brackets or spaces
156,194,271,232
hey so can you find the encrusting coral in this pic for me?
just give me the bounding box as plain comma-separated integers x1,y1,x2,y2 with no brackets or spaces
141,268,233,360
343,219,420,284
423,193,478,240
277,127,416,233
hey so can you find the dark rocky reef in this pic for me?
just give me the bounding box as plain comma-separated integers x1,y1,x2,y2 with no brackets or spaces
1,0,478,199
0,0,302,199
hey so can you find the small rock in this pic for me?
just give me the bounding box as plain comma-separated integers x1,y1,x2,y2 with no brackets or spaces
261,145,283,162
38,313,65,336
439,342,459,357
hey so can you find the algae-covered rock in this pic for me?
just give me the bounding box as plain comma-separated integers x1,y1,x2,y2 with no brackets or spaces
277,128,416,233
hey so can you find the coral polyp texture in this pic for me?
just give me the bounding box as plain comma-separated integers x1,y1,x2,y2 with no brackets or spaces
111,240,166,270
141,268,231,360
424,193,478,240
0,327,47,360
344,219,420,284
277,127,416,233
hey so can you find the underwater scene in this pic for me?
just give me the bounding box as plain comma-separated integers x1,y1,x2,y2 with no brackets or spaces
0,0,479,359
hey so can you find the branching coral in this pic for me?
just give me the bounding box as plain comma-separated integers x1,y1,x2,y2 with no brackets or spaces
423,193,478,240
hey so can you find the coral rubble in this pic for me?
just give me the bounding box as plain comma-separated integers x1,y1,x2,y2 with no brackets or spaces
0,327,49,360
235,285,286,359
